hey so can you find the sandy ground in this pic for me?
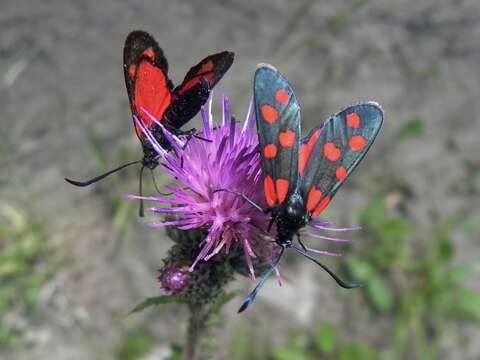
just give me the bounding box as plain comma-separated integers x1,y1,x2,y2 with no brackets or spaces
1,0,480,359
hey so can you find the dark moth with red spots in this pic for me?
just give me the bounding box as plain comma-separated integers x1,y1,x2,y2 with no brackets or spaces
65,30,234,216
237,64,384,312
123,30,234,164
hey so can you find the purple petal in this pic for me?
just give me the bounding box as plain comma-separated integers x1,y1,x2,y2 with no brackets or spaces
306,247,342,257
302,231,351,243
308,222,361,232
242,96,255,132
222,95,230,127
148,219,194,228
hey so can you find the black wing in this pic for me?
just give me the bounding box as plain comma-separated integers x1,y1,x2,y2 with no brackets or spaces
163,51,235,130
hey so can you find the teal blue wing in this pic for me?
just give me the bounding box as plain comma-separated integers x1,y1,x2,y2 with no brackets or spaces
299,103,384,216
254,64,301,207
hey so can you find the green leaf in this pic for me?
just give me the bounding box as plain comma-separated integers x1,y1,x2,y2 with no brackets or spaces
346,259,375,281
382,219,411,241
454,289,480,322
338,344,378,360
87,129,108,168
437,234,454,262
272,347,311,360
359,199,386,228
461,217,477,240
392,318,408,356
315,322,337,354
399,117,425,139
117,330,153,360
129,295,183,314
366,273,394,313
230,325,249,360
166,344,183,360
447,265,472,284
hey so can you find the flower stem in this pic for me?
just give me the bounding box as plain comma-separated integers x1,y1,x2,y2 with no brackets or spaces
183,304,209,360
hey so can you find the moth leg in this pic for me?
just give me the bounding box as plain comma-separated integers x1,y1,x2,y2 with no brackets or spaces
138,165,145,217
150,169,172,196
267,213,277,232
192,133,212,142
179,129,195,150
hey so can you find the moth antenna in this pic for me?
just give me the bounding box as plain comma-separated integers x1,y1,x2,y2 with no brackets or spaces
213,188,264,213
65,160,141,187
292,245,361,289
238,247,285,313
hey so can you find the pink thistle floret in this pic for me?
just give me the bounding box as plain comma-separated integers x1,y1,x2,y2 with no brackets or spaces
127,95,271,279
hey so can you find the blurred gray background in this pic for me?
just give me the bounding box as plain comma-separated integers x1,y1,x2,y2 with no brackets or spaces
1,0,480,359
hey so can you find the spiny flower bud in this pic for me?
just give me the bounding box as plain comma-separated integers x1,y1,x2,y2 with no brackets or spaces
158,267,189,294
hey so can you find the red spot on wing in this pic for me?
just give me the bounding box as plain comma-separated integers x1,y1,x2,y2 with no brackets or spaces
200,61,214,73
336,166,347,181
349,135,367,152
129,64,136,79
324,142,341,161
312,195,331,217
346,112,361,128
264,176,277,207
306,186,323,212
204,72,215,83
299,129,321,176
177,61,216,96
176,78,200,96
261,104,279,124
275,178,289,204
279,130,296,148
275,89,289,104
142,48,155,60
263,144,278,158
134,61,172,131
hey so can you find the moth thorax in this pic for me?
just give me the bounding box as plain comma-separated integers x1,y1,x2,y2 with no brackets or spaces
275,216,296,246
150,124,172,152
282,194,307,225
275,195,308,245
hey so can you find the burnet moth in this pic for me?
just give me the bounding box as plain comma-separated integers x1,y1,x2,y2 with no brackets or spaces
217,64,384,312
65,30,234,216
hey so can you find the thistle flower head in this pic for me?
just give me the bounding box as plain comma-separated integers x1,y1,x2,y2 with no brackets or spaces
129,95,271,279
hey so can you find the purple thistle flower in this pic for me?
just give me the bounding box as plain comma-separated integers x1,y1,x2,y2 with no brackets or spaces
127,95,271,279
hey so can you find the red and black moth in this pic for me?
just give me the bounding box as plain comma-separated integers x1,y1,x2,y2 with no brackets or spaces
217,64,384,312
65,30,234,216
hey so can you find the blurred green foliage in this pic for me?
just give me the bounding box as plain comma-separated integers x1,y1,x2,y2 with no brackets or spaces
0,203,57,346
229,322,378,360
455,165,480,195
398,117,425,139
117,327,153,360
345,197,480,359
